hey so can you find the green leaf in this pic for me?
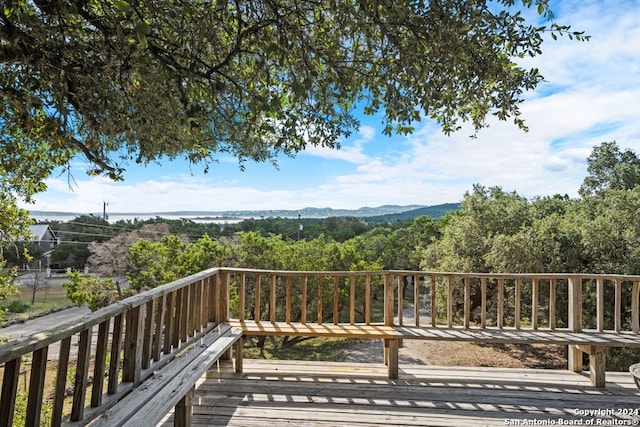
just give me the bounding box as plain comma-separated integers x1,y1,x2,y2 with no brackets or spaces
135,21,150,35
114,0,132,13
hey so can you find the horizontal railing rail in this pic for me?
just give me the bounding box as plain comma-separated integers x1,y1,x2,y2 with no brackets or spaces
0,267,226,427
388,271,640,333
221,268,640,334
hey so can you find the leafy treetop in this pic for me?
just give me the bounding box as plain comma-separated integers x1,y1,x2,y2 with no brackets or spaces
579,142,640,197
1,0,587,242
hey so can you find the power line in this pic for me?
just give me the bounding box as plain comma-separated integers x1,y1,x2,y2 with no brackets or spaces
61,221,220,241
54,230,116,239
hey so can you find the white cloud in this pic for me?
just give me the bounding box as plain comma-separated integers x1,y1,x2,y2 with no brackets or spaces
302,125,376,164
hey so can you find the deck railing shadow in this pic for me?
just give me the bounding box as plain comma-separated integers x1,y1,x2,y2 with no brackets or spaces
169,359,639,426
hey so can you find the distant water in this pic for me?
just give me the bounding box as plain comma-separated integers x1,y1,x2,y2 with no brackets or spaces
31,213,247,224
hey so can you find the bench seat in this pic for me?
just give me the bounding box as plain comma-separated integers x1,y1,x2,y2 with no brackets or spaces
393,327,640,388
227,320,395,339
228,320,640,388
91,324,242,427
394,326,640,346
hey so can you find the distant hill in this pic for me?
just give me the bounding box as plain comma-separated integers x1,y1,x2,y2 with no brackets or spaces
29,205,428,222
363,203,460,223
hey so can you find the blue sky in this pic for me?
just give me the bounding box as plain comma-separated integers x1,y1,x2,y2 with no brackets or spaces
22,0,640,214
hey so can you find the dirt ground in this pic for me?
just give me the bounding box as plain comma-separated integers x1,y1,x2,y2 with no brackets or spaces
341,338,568,369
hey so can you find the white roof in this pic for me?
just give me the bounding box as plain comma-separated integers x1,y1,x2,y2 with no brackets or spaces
28,224,55,241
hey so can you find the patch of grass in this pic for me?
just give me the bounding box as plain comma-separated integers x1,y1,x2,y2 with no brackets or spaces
4,286,72,322
243,336,356,361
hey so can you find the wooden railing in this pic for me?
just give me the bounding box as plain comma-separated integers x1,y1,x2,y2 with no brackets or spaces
222,268,640,334
0,268,226,427
1,268,639,425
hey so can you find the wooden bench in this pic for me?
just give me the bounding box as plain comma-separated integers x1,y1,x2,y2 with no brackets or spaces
91,324,242,427
228,320,640,389
391,327,640,388
228,320,395,339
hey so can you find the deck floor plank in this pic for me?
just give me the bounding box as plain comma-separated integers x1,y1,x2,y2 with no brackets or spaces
159,360,640,427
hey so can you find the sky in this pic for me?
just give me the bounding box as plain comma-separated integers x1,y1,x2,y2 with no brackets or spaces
22,0,640,214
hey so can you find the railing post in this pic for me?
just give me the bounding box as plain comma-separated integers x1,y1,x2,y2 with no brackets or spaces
239,273,246,321
397,274,404,326
480,277,487,328
200,278,208,328
220,270,230,323
286,276,293,324
208,274,217,323
531,278,538,330
349,275,356,325
614,279,622,333
633,280,640,333
414,274,421,327
123,306,145,385
365,274,372,325
447,276,454,328
301,275,308,324
212,271,223,323
92,320,110,406
108,314,124,393
568,276,582,332
333,276,340,325
497,278,505,329
384,272,394,326
514,278,522,330
71,327,93,421
567,276,583,373
52,337,72,426
270,274,277,323
0,357,21,427
596,278,604,332
463,276,470,329
549,278,557,330
25,346,49,426
430,275,437,327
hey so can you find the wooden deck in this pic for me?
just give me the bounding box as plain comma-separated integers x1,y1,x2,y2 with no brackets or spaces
158,359,640,427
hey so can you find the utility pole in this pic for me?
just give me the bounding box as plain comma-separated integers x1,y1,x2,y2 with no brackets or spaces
103,201,108,222
297,212,303,240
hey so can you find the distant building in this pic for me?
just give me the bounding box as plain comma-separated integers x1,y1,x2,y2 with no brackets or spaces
22,224,58,270
28,224,58,254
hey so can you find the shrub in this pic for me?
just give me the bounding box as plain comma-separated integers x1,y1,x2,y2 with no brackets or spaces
5,300,29,313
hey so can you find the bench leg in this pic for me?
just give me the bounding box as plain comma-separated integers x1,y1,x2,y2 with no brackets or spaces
574,345,607,388
221,347,232,361
588,345,606,388
383,339,388,365
234,336,244,373
174,385,195,427
384,339,399,379
567,345,582,372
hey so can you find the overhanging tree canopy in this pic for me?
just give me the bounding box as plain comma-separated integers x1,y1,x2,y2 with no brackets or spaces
1,0,587,237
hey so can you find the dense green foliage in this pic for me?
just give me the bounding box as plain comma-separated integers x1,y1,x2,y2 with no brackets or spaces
64,270,121,311
421,142,640,276
0,260,18,322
